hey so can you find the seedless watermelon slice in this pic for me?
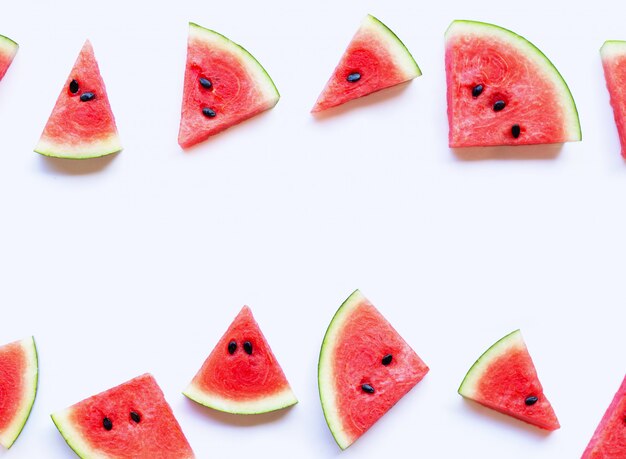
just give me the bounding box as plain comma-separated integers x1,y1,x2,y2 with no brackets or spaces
318,290,429,449
600,40,626,158
178,22,280,148
458,329,559,431
0,34,18,82
445,20,581,147
34,40,122,159
51,373,195,459
0,337,37,449
184,306,297,414
312,14,421,113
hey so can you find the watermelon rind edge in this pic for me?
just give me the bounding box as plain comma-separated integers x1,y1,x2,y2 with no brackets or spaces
50,409,98,459
600,40,626,58
0,34,18,53
182,384,298,415
34,135,123,160
365,14,421,78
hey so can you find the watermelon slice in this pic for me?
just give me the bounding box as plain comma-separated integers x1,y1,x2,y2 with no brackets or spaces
184,306,297,414
0,34,18,82
311,14,421,113
600,40,626,158
318,290,429,449
34,40,122,159
51,373,195,458
458,329,559,431
582,374,626,458
178,22,280,148
0,337,37,449
445,20,581,147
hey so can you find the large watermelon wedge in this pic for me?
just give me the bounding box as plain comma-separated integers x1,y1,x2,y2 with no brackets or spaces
184,306,297,414
178,22,280,148
51,373,195,458
581,374,626,458
445,20,581,147
318,290,429,449
311,14,421,113
458,329,559,431
34,40,122,159
600,40,626,158
0,337,38,449
0,34,18,82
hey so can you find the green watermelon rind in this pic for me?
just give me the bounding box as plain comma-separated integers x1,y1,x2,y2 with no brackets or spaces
34,135,123,160
0,34,18,55
446,20,582,142
50,409,96,459
0,336,38,449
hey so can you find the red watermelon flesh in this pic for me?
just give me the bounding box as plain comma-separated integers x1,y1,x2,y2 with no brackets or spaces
312,14,421,113
601,41,626,158
184,306,297,414
34,40,122,159
0,35,18,82
445,20,581,147
318,290,429,449
51,374,195,459
458,330,559,431
178,23,280,148
582,375,626,458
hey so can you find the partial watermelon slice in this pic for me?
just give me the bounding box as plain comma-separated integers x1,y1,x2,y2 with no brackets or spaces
582,374,626,458
0,34,18,82
458,329,559,431
445,20,581,147
178,22,280,148
318,290,429,449
184,306,297,414
51,373,195,459
312,14,421,113
34,40,122,159
600,40,626,158
0,336,38,449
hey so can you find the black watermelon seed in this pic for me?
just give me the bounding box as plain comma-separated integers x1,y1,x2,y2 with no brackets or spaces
130,411,141,423
361,383,375,394
382,354,393,366
69,79,79,94
199,77,213,89
512,124,521,138
472,84,484,98
80,92,95,102
202,107,216,118
103,417,113,430
228,340,237,354
493,100,506,112
525,396,539,406
243,341,253,355
347,72,361,83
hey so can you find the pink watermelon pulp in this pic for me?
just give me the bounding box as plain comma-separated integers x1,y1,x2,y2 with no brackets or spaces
0,337,38,449
445,20,581,147
601,41,626,158
184,306,297,414
34,40,122,159
51,374,195,458
318,290,429,449
178,23,280,148
0,35,18,82
312,14,420,113
582,374,626,458
458,329,559,431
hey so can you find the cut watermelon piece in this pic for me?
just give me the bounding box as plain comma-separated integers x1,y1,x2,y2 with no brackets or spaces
601,40,626,158
312,14,421,113
458,329,559,431
51,374,194,458
178,22,280,148
445,20,581,147
0,34,18,82
184,306,297,414
0,337,37,449
318,290,429,449
582,374,626,458
34,40,122,159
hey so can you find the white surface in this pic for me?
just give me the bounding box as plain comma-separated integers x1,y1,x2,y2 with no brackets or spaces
0,0,624,458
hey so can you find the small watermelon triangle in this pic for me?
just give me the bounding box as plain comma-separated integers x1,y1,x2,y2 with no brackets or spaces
183,306,297,414
458,330,560,431
311,14,421,113
34,40,122,159
601,40,626,158
0,34,18,82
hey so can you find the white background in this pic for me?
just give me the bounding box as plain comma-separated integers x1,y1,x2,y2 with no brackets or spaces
0,0,624,457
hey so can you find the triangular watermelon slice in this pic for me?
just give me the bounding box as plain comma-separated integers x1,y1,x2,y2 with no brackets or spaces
601,40,626,158
178,22,280,148
51,373,195,458
458,329,560,431
184,306,297,414
34,40,122,159
445,20,581,147
0,34,18,82
311,14,421,113
0,336,38,449
318,290,429,449
582,374,626,458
